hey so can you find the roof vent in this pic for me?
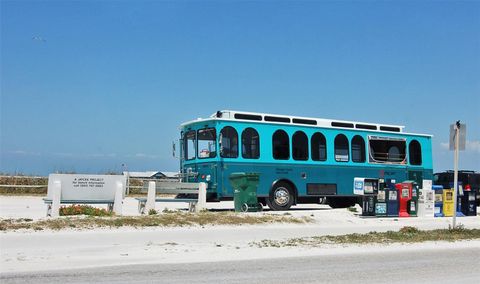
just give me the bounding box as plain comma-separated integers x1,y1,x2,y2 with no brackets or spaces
356,124,377,130
380,126,401,132
331,122,354,128
293,118,317,125
264,116,291,123
234,113,262,121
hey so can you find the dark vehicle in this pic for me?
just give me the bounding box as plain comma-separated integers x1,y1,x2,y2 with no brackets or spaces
433,170,480,206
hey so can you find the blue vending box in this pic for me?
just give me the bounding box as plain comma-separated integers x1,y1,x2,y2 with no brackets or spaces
433,185,444,217
386,184,399,217
375,182,387,217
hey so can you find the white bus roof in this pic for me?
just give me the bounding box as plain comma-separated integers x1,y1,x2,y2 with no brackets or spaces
180,110,432,137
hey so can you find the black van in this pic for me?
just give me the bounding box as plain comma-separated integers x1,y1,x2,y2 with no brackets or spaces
433,170,480,206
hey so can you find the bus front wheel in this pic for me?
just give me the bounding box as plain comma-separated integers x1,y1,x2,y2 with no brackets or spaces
267,182,294,211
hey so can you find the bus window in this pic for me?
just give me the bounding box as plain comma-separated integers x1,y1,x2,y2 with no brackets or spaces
409,140,422,165
273,130,289,160
293,131,308,161
185,130,196,160
197,128,216,159
220,126,238,158
352,135,365,163
335,134,349,162
369,136,406,163
311,132,327,161
242,128,260,159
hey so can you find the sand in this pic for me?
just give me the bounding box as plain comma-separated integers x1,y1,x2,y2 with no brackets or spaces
1,196,479,273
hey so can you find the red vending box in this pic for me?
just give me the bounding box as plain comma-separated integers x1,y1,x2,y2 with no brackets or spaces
396,183,412,217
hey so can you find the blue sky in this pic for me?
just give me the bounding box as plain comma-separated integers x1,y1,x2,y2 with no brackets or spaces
1,1,479,175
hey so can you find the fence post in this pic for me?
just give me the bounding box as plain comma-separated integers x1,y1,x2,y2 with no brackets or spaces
196,182,207,213
145,181,156,212
113,181,124,215
51,180,62,217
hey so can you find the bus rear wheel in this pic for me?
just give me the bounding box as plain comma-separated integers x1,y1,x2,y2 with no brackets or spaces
267,182,294,211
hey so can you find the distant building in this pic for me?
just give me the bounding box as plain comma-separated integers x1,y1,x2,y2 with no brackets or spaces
123,171,179,180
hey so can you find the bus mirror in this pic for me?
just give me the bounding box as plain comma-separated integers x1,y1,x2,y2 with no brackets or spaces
172,141,179,159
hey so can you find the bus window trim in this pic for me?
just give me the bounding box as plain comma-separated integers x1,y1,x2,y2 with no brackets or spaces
242,127,260,159
368,135,407,164
184,130,196,161
197,128,217,159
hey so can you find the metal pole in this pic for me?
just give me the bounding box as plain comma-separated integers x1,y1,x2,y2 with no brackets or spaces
126,168,130,195
122,163,130,195
452,124,459,229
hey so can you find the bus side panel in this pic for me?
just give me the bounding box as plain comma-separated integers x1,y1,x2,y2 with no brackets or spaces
217,162,412,199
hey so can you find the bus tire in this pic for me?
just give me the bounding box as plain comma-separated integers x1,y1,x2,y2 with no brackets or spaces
267,181,294,211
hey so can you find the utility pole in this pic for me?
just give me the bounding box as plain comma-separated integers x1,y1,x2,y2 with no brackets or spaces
450,120,466,229
452,121,460,229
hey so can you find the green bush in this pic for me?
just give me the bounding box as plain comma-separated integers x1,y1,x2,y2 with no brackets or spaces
59,205,113,217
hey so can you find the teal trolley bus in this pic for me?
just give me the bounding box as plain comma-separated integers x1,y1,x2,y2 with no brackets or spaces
179,110,433,211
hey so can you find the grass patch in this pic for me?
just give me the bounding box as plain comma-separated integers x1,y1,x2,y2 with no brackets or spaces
0,176,48,195
251,226,480,248
60,205,113,217
0,211,312,231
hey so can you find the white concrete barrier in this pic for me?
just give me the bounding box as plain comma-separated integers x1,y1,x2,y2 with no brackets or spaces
51,181,61,217
139,181,207,213
196,182,207,213
145,181,156,212
113,181,124,215
45,174,127,217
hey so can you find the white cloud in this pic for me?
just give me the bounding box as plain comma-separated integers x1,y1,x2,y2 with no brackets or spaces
51,152,118,159
53,152,75,157
9,150,41,156
130,153,160,159
440,142,449,150
440,140,480,153
87,153,117,158
466,140,480,153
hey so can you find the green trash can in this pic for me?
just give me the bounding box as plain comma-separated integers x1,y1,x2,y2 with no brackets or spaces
229,172,262,212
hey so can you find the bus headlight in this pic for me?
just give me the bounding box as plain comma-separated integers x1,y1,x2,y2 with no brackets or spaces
206,175,211,182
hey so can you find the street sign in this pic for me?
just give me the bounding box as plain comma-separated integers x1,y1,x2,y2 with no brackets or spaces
449,123,466,151
47,174,126,200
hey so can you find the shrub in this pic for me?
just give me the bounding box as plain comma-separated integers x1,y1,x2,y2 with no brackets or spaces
59,205,113,217
148,209,158,215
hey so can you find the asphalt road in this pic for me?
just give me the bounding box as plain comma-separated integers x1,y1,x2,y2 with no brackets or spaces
2,246,479,284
